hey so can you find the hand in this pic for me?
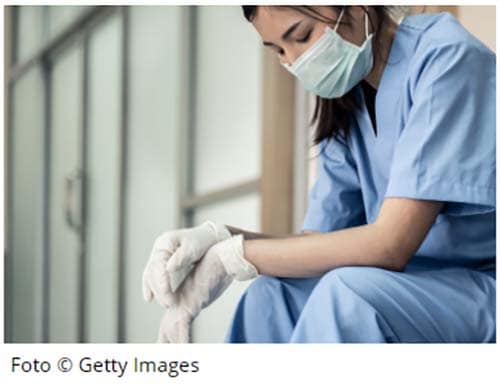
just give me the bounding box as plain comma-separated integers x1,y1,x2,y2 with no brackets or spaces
157,235,259,343
142,221,231,308
157,306,192,343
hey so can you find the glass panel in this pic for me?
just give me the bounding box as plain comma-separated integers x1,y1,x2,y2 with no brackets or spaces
193,6,262,194
85,13,122,342
124,6,186,342
48,44,83,342
16,6,46,63
191,193,260,342
192,193,260,230
15,6,90,64
47,5,90,40
9,67,45,342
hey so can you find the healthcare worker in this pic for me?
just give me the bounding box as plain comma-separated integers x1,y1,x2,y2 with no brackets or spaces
142,6,496,343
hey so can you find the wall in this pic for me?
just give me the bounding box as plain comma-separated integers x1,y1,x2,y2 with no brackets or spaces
457,6,495,52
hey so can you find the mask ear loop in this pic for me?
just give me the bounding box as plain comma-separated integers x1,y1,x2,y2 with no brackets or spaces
334,7,345,32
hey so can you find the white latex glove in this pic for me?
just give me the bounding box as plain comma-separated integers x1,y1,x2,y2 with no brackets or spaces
142,221,231,308
157,306,192,343
157,234,258,343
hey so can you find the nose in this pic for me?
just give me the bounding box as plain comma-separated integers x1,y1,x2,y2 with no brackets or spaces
281,52,298,67
281,46,305,67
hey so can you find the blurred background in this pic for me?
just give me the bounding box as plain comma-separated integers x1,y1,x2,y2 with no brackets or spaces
3,5,495,343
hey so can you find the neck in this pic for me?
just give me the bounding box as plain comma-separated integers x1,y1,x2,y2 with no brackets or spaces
364,16,398,89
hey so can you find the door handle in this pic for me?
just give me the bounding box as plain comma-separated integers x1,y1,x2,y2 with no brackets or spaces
64,168,84,232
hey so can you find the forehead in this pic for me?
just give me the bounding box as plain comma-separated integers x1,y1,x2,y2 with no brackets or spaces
251,7,306,37
250,6,335,40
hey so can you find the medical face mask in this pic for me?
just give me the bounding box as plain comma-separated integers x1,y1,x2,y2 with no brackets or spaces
283,8,374,98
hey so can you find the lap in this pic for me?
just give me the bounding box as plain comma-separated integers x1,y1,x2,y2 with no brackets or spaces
304,264,496,342
240,262,495,342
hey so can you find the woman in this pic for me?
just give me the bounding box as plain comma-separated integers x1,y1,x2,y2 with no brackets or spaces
142,6,496,343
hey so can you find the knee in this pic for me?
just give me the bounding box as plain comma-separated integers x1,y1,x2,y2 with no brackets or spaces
310,266,394,319
243,275,284,307
295,267,397,342
316,266,389,293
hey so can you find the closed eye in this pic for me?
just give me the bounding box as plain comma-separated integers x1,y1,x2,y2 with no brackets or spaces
296,30,312,43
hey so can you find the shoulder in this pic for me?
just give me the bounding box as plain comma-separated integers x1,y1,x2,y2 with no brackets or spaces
401,13,495,87
403,12,491,51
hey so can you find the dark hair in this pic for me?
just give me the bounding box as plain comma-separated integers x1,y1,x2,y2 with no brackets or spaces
242,6,392,145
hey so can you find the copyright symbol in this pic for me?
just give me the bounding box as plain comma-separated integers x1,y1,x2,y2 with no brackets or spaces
57,357,73,372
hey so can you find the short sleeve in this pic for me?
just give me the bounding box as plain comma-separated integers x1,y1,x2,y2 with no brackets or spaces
301,137,366,233
385,42,496,216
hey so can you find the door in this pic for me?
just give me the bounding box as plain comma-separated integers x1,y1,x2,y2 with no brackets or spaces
48,42,84,342
85,12,122,342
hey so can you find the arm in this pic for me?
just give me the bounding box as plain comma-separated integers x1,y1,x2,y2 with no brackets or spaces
242,198,443,277
225,226,318,240
225,226,275,240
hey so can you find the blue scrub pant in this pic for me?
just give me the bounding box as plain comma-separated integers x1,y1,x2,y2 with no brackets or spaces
224,261,496,343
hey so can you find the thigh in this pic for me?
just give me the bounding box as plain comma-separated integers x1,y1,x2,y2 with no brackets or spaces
315,265,496,342
273,276,322,321
246,275,322,330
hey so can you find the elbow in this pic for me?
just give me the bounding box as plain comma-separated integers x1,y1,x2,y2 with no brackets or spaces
381,245,413,272
383,255,408,272
371,223,414,272
377,239,413,272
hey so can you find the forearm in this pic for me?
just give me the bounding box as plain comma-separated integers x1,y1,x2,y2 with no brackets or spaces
225,226,318,240
243,223,404,278
241,198,442,278
225,225,276,240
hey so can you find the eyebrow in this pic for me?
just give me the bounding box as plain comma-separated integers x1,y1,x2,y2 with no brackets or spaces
262,20,302,47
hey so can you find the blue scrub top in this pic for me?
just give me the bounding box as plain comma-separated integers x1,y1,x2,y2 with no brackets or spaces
301,12,496,269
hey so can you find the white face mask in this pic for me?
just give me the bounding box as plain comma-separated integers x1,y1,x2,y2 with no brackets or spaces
282,7,374,98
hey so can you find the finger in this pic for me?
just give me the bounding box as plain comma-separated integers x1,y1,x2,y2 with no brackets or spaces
171,319,190,343
178,321,190,343
166,242,195,272
151,283,176,308
157,326,169,343
152,259,177,307
143,249,171,304
168,264,193,293
154,234,180,253
142,281,154,303
142,272,154,302
160,290,178,308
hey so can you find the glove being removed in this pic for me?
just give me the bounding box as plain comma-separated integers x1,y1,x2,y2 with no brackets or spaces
157,234,258,343
142,221,231,308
